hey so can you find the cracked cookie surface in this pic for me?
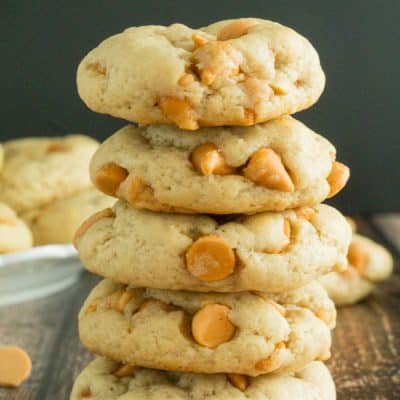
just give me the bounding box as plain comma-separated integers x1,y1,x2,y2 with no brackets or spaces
89,117,348,214
71,358,335,400
0,135,99,213
77,18,325,129
79,280,334,376
75,202,351,293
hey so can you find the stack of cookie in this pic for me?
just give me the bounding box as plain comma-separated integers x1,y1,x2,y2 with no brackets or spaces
0,135,113,246
71,18,352,399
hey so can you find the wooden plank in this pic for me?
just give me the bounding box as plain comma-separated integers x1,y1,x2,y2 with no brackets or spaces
328,216,400,399
0,272,98,400
36,273,99,400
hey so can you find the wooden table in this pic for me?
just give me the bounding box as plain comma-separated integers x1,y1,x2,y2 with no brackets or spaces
0,215,399,399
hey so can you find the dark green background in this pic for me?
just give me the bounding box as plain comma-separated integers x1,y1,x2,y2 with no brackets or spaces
1,1,399,213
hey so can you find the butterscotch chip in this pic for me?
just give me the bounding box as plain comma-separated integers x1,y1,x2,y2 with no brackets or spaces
126,177,147,204
77,19,325,129
192,32,209,48
113,364,136,377
71,358,336,400
159,97,198,130
80,387,91,397
93,163,129,196
347,241,369,273
193,41,242,86
191,143,236,176
315,309,335,327
178,73,196,86
85,298,101,315
46,142,66,152
0,216,17,226
217,19,259,40
89,62,106,74
226,373,249,391
243,109,256,125
326,161,350,198
137,299,177,313
243,148,295,192
255,342,286,372
106,290,125,311
192,303,236,348
186,235,236,282
295,207,316,222
269,83,287,96
0,346,32,387
74,207,114,247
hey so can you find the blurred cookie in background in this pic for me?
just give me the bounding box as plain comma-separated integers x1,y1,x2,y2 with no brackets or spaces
21,189,114,245
0,135,99,213
0,144,3,171
320,220,393,306
0,202,33,253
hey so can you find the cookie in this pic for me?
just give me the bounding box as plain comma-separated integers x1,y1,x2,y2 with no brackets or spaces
0,202,32,253
75,202,350,293
79,280,334,376
320,233,393,305
77,18,325,130
0,135,99,213
89,117,349,214
70,358,335,400
21,189,114,245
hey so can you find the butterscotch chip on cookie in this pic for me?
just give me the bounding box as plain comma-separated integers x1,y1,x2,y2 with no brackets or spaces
70,358,335,400
320,233,393,305
76,201,351,293
89,117,348,214
77,18,325,129
21,189,114,245
0,202,32,253
0,135,99,213
79,280,333,376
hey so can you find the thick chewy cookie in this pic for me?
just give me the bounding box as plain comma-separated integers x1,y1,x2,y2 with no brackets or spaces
71,358,335,400
75,202,350,293
89,117,349,214
77,18,325,130
21,189,114,245
0,135,99,213
79,280,334,376
320,233,393,305
0,203,32,253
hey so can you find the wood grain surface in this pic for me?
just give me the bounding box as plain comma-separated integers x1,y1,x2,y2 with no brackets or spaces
0,215,399,400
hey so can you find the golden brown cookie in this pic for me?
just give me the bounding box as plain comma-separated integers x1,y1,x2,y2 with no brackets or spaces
89,117,349,214
77,19,325,130
79,280,334,376
75,202,351,293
